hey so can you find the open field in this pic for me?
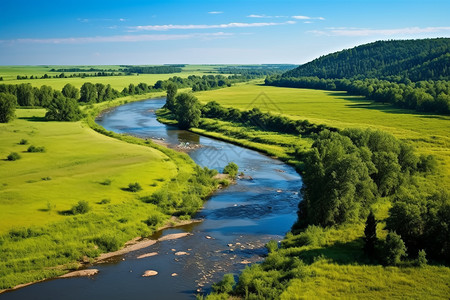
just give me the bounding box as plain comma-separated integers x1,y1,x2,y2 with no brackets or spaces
195,83,450,186
0,108,176,233
0,65,227,90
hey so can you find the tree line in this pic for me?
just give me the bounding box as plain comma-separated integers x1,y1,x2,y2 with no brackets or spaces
266,76,450,114
16,72,124,80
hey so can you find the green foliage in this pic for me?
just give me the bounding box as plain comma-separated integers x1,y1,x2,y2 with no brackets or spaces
7,152,21,161
71,200,91,215
100,179,112,186
416,249,428,267
266,240,279,254
92,234,121,252
212,274,235,294
127,182,142,192
45,93,83,121
61,83,80,100
223,162,238,178
384,231,407,265
175,93,201,129
19,139,28,145
143,214,165,227
283,38,450,81
0,92,17,123
27,145,46,153
79,82,97,102
165,82,178,111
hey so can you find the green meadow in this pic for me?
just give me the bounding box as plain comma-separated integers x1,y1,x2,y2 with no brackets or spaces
0,108,176,233
195,83,450,187
0,65,224,90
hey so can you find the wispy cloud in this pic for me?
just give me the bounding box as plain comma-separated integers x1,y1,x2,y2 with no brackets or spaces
309,26,450,36
247,14,287,18
129,21,296,31
77,18,128,23
0,32,233,44
208,11,223,14
292,15,325,20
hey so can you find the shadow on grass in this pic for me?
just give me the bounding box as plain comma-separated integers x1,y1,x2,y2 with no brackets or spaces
18,116,48,122
57,210,74,216
288,237,381,266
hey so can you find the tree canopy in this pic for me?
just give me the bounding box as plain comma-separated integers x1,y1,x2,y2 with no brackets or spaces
0,92,17,123
175,93,201,129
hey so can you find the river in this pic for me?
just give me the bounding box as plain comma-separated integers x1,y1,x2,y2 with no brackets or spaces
1,98,302,300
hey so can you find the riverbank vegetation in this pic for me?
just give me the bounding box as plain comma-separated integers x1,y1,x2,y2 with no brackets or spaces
156,79,450,298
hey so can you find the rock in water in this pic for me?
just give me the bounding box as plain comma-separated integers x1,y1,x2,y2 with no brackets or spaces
142,270,158,277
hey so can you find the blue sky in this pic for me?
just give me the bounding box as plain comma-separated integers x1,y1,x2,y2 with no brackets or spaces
1,0,449,65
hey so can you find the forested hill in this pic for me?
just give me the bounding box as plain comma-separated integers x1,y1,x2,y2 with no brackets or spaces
283,38,450,81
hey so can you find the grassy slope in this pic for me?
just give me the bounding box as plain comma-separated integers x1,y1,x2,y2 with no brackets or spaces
191,83,450,299
0,108,175,233
195,83,450,187
0,65,224,90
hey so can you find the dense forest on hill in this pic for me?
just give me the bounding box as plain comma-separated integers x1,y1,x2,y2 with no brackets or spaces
267,39,450,114
283,38,450,81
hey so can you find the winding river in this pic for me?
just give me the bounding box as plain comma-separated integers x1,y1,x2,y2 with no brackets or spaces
2,98,302,300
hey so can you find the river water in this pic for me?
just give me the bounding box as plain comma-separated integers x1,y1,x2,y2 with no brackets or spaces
1,98,302,300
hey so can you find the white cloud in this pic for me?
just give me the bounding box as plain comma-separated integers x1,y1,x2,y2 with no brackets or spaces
309,26,450,36
247,14,287,18
1,32,233,44
208,11,223,14
129,21,296,31
292,15,325,20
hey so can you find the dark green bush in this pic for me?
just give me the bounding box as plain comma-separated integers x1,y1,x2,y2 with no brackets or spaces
127,182,142,192
92,235,121,252
7,152,21,161
223,162,239,178
212,274,235,294
27,145,46,153
71,200,90,215
19,139,28,145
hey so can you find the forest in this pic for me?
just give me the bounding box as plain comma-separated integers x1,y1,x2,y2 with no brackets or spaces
267,38,450,114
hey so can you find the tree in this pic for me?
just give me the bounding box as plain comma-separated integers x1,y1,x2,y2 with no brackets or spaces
175,93,201,129
45,92,83,121
223,162,239,178
61,83,80,100
79,82,97,102
364,211,377,257
212,274,235,294
38,85,53,107
384,231,407,265
165,82,178,111
16,83,35,106
0,93,17,123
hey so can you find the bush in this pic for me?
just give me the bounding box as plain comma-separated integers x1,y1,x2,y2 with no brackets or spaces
266,240,279,253
100,179,112,186
7,152,21,161
98,198,111,204
384,231,407,265
27,145,46,153
415,249,427,267
127,182,142,192
71,200,90,215
143,214,165,227
19,139,28,145
92,235,121,252
212,274,235,294
223,162,239,178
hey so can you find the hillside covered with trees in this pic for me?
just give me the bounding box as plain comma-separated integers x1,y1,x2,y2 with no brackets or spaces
283,38,450,81
267,38,450,114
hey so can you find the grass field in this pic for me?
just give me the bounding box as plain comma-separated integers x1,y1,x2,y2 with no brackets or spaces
0,108,176,233
195,83,450,186
0,65,226,90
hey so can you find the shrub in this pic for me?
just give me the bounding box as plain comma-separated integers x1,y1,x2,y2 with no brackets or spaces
415,249,427,267
27,145,46,153
384,231,407,265
7,152,21,161
127,182,142,192
266,240,279,253
19,139,28,145
143,214,165,227
98,198,111,204
71,200,90,215
212,274,235,294
223,162,239,178
92,235,121,252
